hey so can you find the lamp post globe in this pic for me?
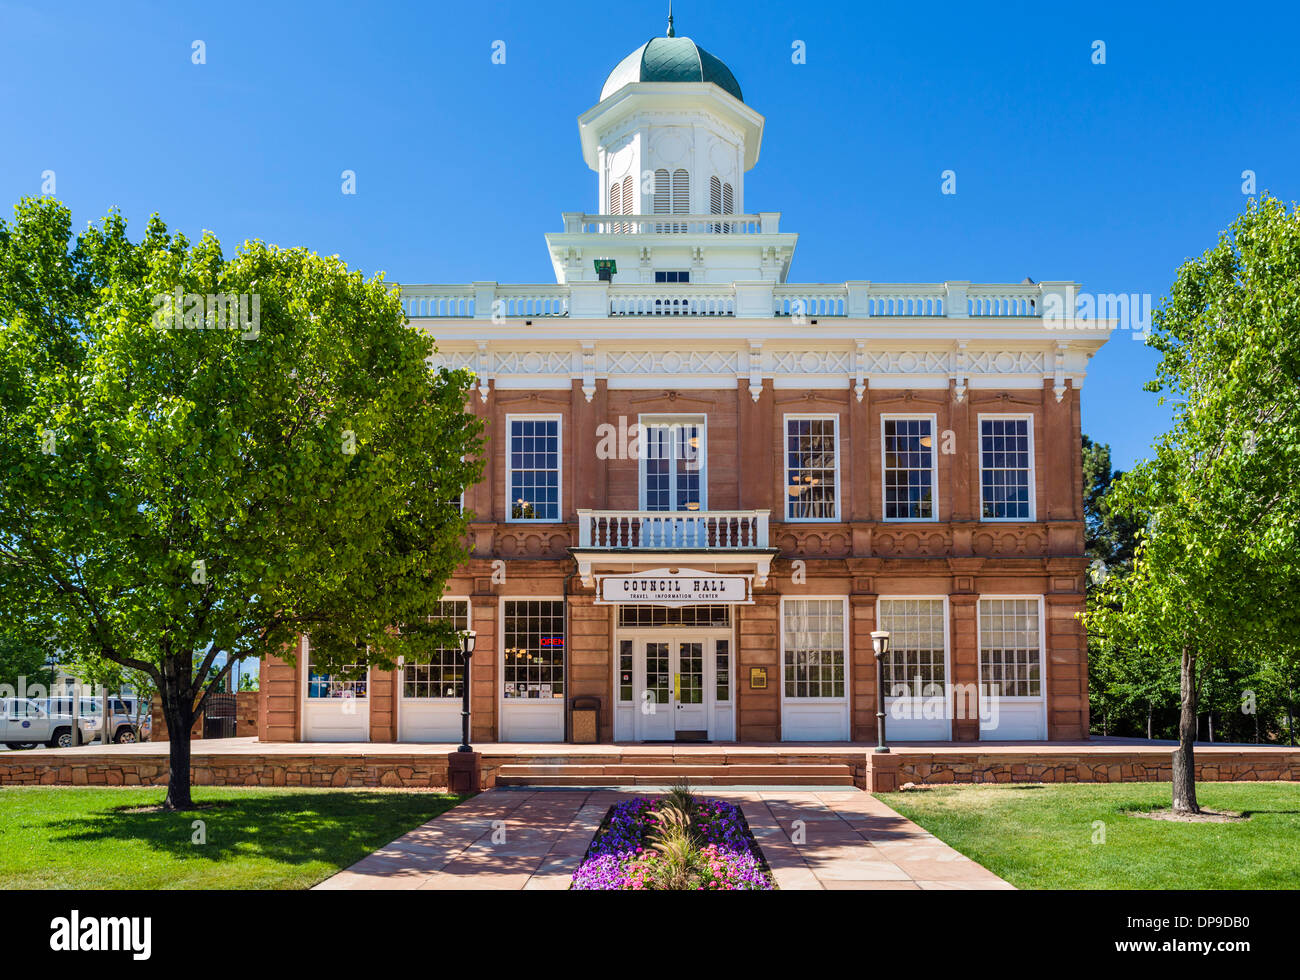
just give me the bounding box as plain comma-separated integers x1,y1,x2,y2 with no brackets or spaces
457,630,477,753
870,630,891,754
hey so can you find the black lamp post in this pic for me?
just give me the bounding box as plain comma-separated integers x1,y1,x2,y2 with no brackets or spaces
457,629,478,753
870,630,891,754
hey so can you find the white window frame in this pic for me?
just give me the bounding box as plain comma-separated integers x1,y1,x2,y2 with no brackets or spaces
880,413,939,523
303,641,370,701
783,413,841,522
498,596,568,703
875,595,952,696
977,413,1036,522
779,596,850,703
400,597,470,702
504,413,563,523
637,414,707,513
976,595,1047,701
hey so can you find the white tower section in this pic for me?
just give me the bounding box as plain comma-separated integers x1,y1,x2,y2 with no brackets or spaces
545,35,798,286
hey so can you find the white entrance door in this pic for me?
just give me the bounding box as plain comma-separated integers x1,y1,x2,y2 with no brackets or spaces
634,635,713,740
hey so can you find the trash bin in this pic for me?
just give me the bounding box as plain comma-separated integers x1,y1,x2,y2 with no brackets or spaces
570,696,600,744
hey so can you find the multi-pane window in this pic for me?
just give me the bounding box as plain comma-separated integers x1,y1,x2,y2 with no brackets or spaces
980,417,1033,520
654,270,690,283
883,417,936,520
618,639,634,703
678,641,704,705
645,641,670,705
502,600,565,700
715,639,731,702
641,419,703,512
785,416,839,520
782,599,846,699
306,650,368,699
979,599,1042,697
877,599,947,695
403,600,468,699
617,605,731,628
508,417,560,521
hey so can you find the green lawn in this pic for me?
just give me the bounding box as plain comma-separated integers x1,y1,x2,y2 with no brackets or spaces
0,786,463,889
877,782,1300,889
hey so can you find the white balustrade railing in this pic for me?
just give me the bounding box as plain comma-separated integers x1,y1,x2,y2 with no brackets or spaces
773,285,849,317
400,281,1078,320
608,285,736,317
965,284,1039,317
574,213,768,235
577,509,770,550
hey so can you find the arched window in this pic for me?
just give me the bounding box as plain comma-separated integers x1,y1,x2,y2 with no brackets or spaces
653,169,671,211
609,181,621,216
709,176,734,232
622,175,634,217
671,170,689,213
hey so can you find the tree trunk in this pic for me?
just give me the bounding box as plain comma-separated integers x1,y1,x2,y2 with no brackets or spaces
1288,681,1295,747
1146,701,1153,740
1208,711,1214,743
1172,646,1199,814
160,677,194,810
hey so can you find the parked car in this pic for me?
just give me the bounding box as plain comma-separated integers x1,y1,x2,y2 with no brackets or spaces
45,696,147,744
0,698,97,749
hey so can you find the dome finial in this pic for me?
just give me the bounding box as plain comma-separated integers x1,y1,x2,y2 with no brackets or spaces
667,1,675,37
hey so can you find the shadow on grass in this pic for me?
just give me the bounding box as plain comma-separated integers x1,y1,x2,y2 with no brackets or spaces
48,792,461,868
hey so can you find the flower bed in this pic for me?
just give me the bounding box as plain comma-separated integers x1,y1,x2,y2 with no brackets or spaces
571,795,774,890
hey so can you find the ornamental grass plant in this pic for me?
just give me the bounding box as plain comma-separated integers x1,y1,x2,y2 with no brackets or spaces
571,782,774,890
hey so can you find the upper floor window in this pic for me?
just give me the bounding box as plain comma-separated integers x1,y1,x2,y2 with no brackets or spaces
785,415,839,521
980,416,1034,520
507,416,561,521
640,416,704,512
654,270,690,283
882,416,936,521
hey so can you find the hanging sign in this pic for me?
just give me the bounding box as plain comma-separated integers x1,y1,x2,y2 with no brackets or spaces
597,569,751,606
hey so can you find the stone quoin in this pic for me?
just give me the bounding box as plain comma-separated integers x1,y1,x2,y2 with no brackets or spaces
259,19,1114,748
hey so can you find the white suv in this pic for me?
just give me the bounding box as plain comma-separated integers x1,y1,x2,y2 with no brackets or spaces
0,698,97,749
44,696,148,744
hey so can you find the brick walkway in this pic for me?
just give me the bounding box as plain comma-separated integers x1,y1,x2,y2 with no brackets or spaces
314,787,1011,890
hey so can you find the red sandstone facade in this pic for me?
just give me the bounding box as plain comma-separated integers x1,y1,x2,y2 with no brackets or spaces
260,375,1091,746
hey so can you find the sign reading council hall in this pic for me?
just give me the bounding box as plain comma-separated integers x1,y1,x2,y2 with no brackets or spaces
600,573,751,605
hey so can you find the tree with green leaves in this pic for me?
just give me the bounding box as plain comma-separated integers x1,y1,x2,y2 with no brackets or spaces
1085,195,1300,813
0,198,482,809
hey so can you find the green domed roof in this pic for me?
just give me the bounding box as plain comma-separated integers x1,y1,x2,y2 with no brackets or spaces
600,35,743,103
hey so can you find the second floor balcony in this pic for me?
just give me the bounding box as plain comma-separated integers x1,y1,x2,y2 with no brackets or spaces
576,509,770,550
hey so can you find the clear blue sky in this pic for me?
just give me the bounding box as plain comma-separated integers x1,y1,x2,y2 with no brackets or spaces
3,0,1298,470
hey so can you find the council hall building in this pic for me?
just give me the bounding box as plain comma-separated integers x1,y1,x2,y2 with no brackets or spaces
260,22,1112,748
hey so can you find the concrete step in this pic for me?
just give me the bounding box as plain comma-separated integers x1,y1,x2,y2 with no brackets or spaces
494,773,856,787
495,763,851,777
492,762,857,787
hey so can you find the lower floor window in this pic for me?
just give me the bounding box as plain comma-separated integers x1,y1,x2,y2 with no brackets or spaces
877,599,946,692
782,599,846,698
307,651,368,699
979,598,1042,697
503,600,565,699
403,599,469,699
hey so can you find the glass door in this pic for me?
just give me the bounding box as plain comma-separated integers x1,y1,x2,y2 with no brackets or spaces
673,639,707,734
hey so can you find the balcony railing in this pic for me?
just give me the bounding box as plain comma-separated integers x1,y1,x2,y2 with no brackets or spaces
401,281,1078,320
564,213,774,235
576,509,770,550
